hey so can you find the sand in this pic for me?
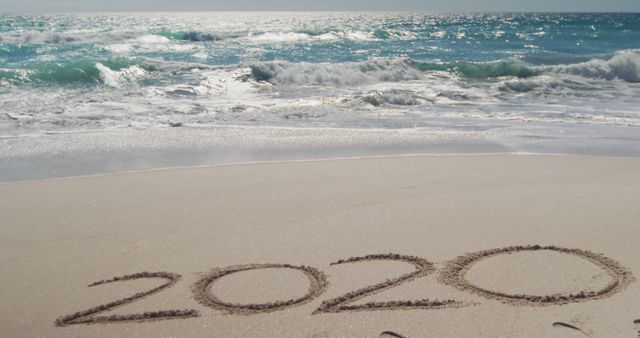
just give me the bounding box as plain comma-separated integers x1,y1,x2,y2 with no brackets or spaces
1,154,639,337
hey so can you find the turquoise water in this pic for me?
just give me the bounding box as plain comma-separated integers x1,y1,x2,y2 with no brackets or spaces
1,13,640,170
1,13,640,131
2,13,639,69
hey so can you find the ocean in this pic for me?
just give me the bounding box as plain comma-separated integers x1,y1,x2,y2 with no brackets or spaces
1,12,639,179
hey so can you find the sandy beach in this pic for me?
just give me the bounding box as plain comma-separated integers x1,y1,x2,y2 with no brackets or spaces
1,154,639,337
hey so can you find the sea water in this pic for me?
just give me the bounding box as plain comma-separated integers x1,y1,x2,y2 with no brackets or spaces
1,13,639,179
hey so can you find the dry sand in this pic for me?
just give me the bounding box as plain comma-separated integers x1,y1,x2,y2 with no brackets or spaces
1,154,639,337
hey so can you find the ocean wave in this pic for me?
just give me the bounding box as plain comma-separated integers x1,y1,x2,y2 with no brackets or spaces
102,34,203,54
0,31,79,44
372,28,417,40
250,59,421,86
293,27,415,41
249,59,544,87
245,32,337,43
415,61,540,79
154,31,247,42
499,80,544,92
555,49,640,83
359,90,425,106
248,54,640,88
250,50,640,89
241,28,415,44
0,58,151,85
0,29,402,48
244,30,379,44
0,27,416,47
96,63,146,87
0,30,138,45
5,50,639,90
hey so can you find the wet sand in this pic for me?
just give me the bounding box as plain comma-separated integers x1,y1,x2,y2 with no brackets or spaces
1,154,639,337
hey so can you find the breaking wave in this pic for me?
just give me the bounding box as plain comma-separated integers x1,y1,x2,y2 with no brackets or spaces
555,49,640,83
250,51,640,87
0,28,415,46
250,59,421,86
415,61,540,79
0,58,150,85
0,30,138,45
155,31,246,42
243,30,385,43
154,30,382,44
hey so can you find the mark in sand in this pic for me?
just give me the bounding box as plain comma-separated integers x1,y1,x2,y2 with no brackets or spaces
380,330,407,338
55,272,199,326
192,264,328,315
439,245,634,306
552,322,588,336
315,253,465,313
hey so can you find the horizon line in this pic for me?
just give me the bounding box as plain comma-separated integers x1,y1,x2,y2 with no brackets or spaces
2,10,640,14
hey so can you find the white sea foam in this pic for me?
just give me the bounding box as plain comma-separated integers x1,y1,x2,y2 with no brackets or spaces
556,50,640,83
243,30,381,44
431,31,447,39
136,34,171,44
103,34,200,54
0,30,138,45
96,63,147,87
250,59,422,86
5,31,78,44
342,31,377,41
245,32,320,43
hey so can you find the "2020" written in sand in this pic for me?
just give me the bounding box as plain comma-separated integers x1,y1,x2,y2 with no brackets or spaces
55,245,635,326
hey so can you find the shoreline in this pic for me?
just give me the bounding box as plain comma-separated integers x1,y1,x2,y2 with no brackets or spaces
2,122,640,182
2,151,639,184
